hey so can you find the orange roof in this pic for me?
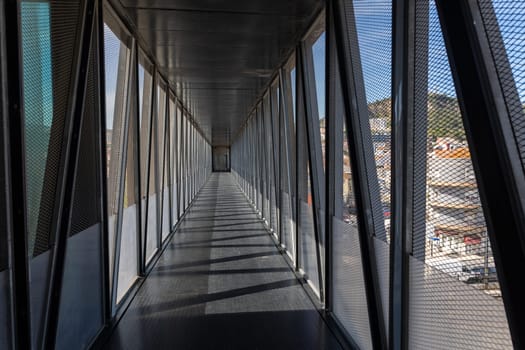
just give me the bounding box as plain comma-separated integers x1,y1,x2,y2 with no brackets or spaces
434,147,470,159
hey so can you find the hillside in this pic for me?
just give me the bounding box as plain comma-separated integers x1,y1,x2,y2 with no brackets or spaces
366,93,465,141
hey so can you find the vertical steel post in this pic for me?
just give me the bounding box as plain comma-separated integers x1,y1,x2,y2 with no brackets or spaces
2,0,32,348
390,0,415,348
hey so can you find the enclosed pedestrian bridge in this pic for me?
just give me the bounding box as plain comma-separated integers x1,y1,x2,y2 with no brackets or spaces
1,0,525,349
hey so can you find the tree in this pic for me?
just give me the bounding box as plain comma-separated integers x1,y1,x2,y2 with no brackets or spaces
365,93,466,142
427,93,466,142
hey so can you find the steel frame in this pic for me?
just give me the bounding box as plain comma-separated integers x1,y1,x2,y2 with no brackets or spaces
389,0,415,348
2,0,32,348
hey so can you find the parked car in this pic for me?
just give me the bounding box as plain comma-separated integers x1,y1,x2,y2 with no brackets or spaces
467,266,498,283
427,258,481,283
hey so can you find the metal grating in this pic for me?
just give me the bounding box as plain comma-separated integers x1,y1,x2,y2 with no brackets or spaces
333,217,373,350
409,1,512,348
70,30,100,236
300,199,320,294
351,0,391,243
478,0,525,174
281,192,295,260
352,0,392,336
333,53,373,345
21,1,82,257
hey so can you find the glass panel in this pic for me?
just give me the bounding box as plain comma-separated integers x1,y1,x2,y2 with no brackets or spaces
177,108,183,217
332,56,373,348
103,23,130,282
157,84,170,242
487,0,525,102
21,1,83,345
300,159,320,294
270,83,280,233
184,114,187,210
56,35,103,347
169,97,177,227
479,1,525,176
281,64,296,261
263,96,271,224
408,2,512,348
291,68,297,122
138,56,154,269
297,61,319,293
117,93,138,302
353,0,392,333
21,1,53,256
354,0,392,239
145,79,160,264
312,31,326,169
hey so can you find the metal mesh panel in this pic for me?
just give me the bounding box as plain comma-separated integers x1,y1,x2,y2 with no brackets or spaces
352,0,392,242
334,57,374,344
333,216,373,350
281,191,294,260
70,29,100,236
478,0,525,173
270,185,277,232
350,0,392,335
299,200,320,294
21,0,82,257
56,18,104,346
408,255,512,349
409,1,512,348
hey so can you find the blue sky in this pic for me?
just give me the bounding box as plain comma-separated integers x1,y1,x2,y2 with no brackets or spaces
350,0,525,106
104,23,121,130
312,33,326,119
492,0,525,104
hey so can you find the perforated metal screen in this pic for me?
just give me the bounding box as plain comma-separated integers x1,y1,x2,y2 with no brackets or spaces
408,1,512,348
354,0,392,242
70,29,101,236
21,0,82,257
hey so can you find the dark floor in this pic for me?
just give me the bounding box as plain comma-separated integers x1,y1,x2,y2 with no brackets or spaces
104,173,341,350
